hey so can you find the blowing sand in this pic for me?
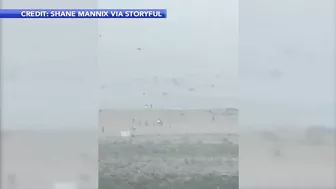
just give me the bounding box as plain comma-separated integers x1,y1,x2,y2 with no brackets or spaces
240,128,335,189
99,109,238,136
2,109,334,189
1,130,98,189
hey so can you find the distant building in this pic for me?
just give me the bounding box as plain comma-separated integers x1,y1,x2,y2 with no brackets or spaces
225,108,239,116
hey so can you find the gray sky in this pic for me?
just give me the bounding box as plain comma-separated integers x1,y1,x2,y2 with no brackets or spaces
1,0,334,129
98,0,238,109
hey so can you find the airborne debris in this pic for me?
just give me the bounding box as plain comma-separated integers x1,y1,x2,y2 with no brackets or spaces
269,69,283,79
172,78,180,86
157,119,163,126
274,148,282,157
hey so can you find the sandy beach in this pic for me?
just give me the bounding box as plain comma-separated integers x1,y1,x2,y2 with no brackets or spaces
99,109,238,137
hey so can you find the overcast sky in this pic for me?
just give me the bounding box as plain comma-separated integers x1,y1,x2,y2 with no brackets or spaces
98,0,238,109
1,0,334,129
